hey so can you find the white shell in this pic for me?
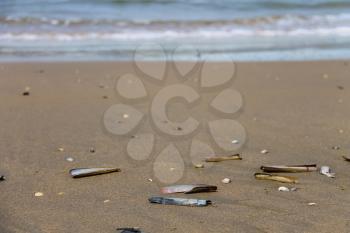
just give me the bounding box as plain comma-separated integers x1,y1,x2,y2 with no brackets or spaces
320,166,335,178
222,178,231,184
260,149,269,154
278,186,290,192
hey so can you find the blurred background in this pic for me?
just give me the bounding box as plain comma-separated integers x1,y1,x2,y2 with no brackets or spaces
1,0,350,61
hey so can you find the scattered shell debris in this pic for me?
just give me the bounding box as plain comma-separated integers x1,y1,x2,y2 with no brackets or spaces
222,178,231,184
34,192,44,197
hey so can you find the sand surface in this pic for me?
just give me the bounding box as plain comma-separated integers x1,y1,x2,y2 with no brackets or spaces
0,61,349,233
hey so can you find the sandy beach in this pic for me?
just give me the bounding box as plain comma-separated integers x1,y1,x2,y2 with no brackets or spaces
0,61,349,233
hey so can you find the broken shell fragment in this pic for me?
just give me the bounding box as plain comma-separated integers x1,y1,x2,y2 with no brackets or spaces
70,167,121,178
194,164,204,168
205,154,242,162
343,156,350,162
117,228,142,233
308,202,317,206
320,166,335,178
222,178,231,184
0,175,5,181
260,149,269,154
161,184,217,194
254,173,298,183
34,192,44,197
57,147,64,152
261,164,317,173
278,186,290,192
149,196,211,207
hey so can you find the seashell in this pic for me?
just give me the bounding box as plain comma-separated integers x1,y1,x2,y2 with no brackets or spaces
261,164,317,173
161,184,217,194
254,173,298,183
278,186,290,192
260,149,269,154
308,202,317,206
320,166,335,178
222,178,231,184
205,154,242,162
0,175,5,181
343,156,350,162
116,227,142,233
34,192,44,197
70,167,121,178
194,164,204,168
149,196,211,207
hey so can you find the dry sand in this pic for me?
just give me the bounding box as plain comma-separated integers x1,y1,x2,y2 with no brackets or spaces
0,61,349,233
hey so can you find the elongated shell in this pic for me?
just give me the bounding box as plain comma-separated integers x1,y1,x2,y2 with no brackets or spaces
254,173,298,183
205,154,242,162
161,184,217,194
149,196,211,207
261,164,317,173
343,156,350,162
70,167,121,178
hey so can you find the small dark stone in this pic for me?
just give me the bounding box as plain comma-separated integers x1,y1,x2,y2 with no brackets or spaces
337,85,344,90
103,95,108,99
0,175,5,181
177,126,182,131
22,91,30,96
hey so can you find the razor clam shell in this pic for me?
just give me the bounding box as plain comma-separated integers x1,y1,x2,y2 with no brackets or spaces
116,228,142,233
205,154,242,162
149,196,211,207
254,173,298,183
161,184,217,194
343,156,350,162
260,164,317,173
70,167,121,178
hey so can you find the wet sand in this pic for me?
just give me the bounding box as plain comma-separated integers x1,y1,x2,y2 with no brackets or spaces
0,61,349,233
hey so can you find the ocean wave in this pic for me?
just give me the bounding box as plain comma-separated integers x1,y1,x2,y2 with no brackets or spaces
1,26,350,41
1,13,350,28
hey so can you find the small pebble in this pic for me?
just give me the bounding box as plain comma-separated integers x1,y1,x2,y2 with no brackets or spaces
337,85,344,90
231,140,239,144
194,164,204,168
123,114,129,119
103,200,110,203
308,202,317,206
102,95,108,99
66,157,74,162
22,86,31,96
222,178,231,184
260,149,269,154
148,178,153,182
58,192,64,195
339,129,344,134
57,147,64,152
34,192,44,197
89,147,95,153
